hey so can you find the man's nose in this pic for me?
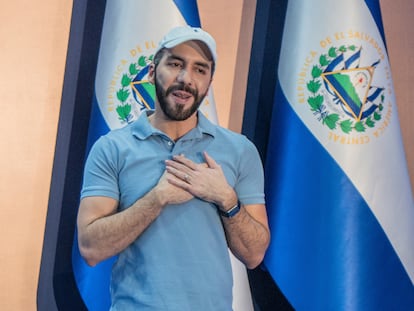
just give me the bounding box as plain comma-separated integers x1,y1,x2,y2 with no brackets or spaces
176,68,193,85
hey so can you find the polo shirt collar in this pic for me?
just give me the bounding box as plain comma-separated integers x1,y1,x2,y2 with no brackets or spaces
131,110,217,140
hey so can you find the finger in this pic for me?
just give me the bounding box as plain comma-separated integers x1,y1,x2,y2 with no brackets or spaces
165,159,188,172
165,165,192,183
172,154,197,169
203,151,218,168
183,173,191,183
167,173,192,189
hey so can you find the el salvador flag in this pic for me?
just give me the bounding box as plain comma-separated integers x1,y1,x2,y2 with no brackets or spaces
72,1,252,310
263,0,414,310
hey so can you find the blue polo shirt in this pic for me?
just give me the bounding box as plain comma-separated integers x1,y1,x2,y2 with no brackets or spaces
81,111,265,311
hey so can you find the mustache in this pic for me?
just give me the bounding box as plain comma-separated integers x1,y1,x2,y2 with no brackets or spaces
166,83,197,97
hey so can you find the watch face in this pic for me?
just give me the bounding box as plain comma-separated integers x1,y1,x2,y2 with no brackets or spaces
219,204,240,218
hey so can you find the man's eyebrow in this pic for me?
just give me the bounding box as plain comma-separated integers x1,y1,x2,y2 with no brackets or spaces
165,54,184,62
194,61,211,70
166,53,211,70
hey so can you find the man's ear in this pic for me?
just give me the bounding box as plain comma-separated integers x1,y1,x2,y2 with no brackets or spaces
148,63,155,84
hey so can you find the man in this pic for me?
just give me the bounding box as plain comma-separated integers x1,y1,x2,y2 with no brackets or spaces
77,26,270,310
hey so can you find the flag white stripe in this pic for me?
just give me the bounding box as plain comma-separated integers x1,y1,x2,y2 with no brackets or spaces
279,0,414,282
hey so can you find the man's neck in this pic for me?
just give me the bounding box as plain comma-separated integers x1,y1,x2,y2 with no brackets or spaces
148,112,198,141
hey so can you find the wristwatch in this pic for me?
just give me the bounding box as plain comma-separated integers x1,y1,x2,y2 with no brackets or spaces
218,203,241,218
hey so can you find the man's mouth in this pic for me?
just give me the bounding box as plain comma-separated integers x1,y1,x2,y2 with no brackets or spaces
166,83,198,105
172,90,192,99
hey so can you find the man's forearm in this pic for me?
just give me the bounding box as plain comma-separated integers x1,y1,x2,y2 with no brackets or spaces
221,205,270,269
78,190,164,266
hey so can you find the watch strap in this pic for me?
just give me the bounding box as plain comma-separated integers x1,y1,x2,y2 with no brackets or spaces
218,203,241,218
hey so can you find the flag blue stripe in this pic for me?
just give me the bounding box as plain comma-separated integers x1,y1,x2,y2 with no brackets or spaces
364,0,386,45
85,93,110,152
72,93,112,311
172,0,201,26
264,82,414,310
72,234,116,310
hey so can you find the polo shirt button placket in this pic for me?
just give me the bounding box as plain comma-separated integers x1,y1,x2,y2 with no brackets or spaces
166,140,174,152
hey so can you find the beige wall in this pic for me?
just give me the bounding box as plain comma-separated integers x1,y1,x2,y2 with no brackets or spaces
0,0,412,310
380,0,414,193
0,1,72,310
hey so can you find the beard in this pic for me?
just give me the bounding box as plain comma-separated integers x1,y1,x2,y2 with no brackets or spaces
154,72,207,121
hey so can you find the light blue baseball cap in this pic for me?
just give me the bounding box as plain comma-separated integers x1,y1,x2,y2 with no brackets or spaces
155,25,217,62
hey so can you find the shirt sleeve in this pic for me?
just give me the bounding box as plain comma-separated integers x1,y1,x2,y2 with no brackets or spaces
80,135,120,201
235,137,265,205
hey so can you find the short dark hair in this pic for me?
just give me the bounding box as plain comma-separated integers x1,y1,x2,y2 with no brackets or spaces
153,48,166,66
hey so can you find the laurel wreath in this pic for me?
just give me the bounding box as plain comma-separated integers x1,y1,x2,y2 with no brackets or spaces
115,54,154,123
307,45,384,134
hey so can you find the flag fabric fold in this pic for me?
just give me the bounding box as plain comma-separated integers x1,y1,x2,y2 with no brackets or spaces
72,1,250,310
263,0,414,309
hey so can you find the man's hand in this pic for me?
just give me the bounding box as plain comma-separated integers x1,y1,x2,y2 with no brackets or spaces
155,170,194,205
164,152,237,209
165,151,270,269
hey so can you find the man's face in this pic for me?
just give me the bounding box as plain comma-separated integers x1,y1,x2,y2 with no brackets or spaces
150,41,213,121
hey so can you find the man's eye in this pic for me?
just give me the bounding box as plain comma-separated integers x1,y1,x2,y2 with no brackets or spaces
169,62,182,68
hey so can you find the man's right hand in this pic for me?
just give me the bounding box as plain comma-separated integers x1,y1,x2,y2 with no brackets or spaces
154,170,194,206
